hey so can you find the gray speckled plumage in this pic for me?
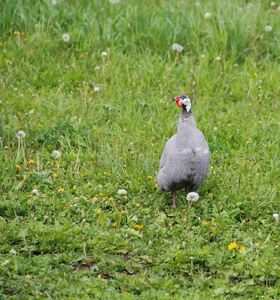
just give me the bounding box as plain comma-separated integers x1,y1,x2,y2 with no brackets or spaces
157,100,210,207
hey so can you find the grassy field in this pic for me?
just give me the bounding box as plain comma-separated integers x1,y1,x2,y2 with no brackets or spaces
0,0,279,298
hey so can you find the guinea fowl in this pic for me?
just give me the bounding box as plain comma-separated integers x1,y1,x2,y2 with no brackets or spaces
157,92,210,208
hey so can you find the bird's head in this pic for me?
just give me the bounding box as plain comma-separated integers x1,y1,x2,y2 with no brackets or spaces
173,92,191,112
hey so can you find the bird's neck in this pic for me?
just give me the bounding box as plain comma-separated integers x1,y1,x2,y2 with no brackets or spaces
180,106,192,121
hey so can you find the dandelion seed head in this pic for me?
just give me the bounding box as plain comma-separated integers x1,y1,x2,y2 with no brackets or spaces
101,52,108,59
117,189,127,195
273,213,279,221
271,2,276,8
32,189,40,197
215,56,222,62
186,192,199,202
94,87,100,92
204,12,211,19
62,34,70,42
172,43,183,52
16,130,26,139
265,25,272,32
52,150,61,158
95,66,100,72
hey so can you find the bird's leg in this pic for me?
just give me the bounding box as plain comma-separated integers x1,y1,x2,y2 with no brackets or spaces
172,191,176,209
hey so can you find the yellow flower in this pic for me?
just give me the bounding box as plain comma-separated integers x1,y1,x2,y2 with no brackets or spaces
254,261,259,266
250,191,255,195
14,31,20,35
98,274,102,278
28,202,31,206
92,197,98,201
113,222,117,227
29,160,34,164
202,221,209,225
26,275,31,279
239,246,246,254
136,203,141,208
147,176,152,180
87,181,92,186
211,226,216,231
58,188,64,193
123,128,127,132
228,242,238,250
96,209,101,214
121,210,126,215
254,73,258,77
29,171,33,175
24,38,28,42
53,173,58,178
134,224,143,231
16,165,21,171
99,192,104,197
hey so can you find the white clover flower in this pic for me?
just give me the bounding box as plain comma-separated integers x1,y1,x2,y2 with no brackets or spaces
234,63,238,67
186,192,199,202
62,34,70,42
271,2,276,8
265,26,272,32
16,130,26,139
204,12,211,19
196,2,200,7
32,189,40,197
215,56,222,62
95,66,101,72
109,0,119,3
117,189,127,195
101,52,108,59
52,150,61,158
201,54,205,59
52,0,57,5
273,213,279,221
94,87,100,92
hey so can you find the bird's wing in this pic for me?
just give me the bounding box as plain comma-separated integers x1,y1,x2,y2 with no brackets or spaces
159,134,177,169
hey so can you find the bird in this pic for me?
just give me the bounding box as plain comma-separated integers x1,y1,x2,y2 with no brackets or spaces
157,92,210,208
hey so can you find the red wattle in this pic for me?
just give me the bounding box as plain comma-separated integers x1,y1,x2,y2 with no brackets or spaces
176,100,183,108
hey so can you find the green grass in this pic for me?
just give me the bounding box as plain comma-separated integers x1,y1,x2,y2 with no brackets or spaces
0,0,279,298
